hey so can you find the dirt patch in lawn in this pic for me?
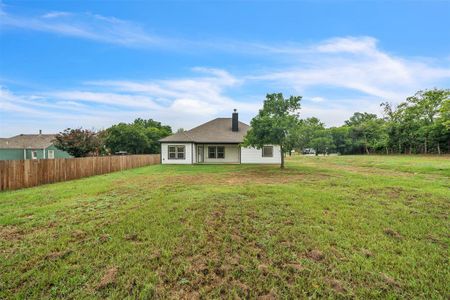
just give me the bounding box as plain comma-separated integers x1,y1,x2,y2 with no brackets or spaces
360,186,408,199
71,230,87,240
307,249,325,261
383,228,403,240
45,250,72,261
381,273,401,288
257,290,277,299
0,226,24,241
328,278,346,293
97,267,118,290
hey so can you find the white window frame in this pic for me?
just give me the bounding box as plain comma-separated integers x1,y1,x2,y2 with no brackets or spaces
168,145,185,160
48,150,55,159
262,146,274,158
31,151,38,160
208,146,225,159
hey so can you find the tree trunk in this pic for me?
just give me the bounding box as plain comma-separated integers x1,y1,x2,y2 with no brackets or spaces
424,137,427,154
363,134,370,155
437,142,441,155
280,145,285,169
385,147,388,155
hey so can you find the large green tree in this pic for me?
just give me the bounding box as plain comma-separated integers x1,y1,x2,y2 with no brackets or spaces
104,118,172,154
243,93,301,168
310,129,335,155
329,126,353,154
296,117,325,151
345,112,385,154
104,123,149,154
406,89,450,154
381,89,449,154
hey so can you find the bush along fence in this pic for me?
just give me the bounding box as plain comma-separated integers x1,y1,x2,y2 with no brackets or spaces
0,154,160,191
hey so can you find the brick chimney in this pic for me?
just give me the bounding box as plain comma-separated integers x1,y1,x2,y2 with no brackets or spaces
232,109,238,132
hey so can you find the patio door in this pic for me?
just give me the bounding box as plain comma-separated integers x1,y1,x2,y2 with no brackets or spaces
197,145,204,163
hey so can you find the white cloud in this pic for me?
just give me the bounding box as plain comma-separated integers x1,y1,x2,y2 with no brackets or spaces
42,11,72,19
84,68,252,115
0,69,260,136
308,97,325,103
300,97,384,127
249,36,450,101
169,98,218,115
0,8,164,47
50,91,161,110
315,36,378,54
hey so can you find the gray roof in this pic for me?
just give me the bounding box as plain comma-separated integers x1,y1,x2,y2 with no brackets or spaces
0,134,57,149
160,118,249,143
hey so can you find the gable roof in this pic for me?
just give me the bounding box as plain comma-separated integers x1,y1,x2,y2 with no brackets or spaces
0,134,57,149
160,118,250,143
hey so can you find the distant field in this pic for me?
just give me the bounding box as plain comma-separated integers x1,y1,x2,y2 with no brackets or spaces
1,155,449,299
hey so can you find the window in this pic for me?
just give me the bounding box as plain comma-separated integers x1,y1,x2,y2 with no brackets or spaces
262,146,273,157
208,146,215,159
217,146,225,159
31,151,38,159
48,150,55,159
208,146,225,159
168,145,185,159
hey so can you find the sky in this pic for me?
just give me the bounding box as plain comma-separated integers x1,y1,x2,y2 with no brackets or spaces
1,0,450,137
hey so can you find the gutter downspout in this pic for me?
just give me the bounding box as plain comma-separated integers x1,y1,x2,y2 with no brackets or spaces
23,149,26,160
43,148,46,159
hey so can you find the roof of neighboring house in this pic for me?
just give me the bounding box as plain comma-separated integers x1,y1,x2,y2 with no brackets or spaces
159,118,250,143
0,134,57,149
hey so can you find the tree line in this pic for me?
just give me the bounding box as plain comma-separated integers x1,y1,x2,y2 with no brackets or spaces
55,88,449,160
287,89,449,155
54,118,172,157
245,89,449,168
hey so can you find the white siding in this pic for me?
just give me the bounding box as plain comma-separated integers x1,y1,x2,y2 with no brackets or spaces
241,145,281,164
192,144,197,163
161,143,194,164
203,144,239,163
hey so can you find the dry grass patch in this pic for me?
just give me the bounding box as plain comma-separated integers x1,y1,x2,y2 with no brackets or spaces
0,225,24,241
97,267,118,290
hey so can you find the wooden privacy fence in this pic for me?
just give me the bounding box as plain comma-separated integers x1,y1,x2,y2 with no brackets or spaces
0,154,160,191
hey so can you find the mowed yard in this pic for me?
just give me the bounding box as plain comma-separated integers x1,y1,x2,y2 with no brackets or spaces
0,156,449,299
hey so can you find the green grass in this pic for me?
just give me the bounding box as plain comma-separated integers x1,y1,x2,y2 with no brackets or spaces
1,155,449,299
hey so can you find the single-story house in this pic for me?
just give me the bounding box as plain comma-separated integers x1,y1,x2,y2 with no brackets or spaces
0,132,72,160
159,110,281,164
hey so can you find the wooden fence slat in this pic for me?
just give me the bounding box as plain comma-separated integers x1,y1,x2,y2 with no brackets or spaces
0,154,160,191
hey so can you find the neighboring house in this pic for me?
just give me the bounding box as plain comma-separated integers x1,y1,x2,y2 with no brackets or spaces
0,132,72,160
159,110,281,164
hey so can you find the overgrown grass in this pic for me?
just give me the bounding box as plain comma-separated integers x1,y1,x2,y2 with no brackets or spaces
1,155,449,299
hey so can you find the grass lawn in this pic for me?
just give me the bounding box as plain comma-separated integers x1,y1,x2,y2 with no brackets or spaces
1,155,449,299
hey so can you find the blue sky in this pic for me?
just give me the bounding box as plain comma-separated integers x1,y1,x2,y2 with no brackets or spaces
1,0,450,136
